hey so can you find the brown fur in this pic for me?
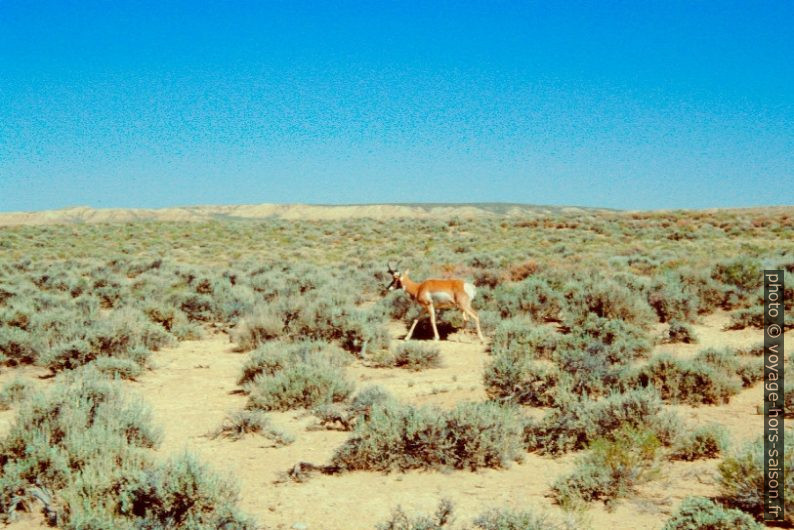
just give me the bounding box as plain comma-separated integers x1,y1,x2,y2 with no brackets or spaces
391,270,484,343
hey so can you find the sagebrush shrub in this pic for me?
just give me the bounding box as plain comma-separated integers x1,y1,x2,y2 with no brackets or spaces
552,319,650,398
0,326,42,365
473,508,577,530
493,277,563,321
628,354,741,405
248,364,353,411
552,426,661,509
483,357,562,407
245,346,354,411
375,342,442,371
711,257,763,293
693,348,740,373
0,370,159,523
662,320,697,344
737,343,764,357
332,401,523,472
525,389,677,455
0,378,34,410
0,369,254,528
736,358,764,388
489,318,559,360
675,268,726,314
662,496,762,530
234,294,391,355
238,340,350,386
670,424,728,461
117,452,256,528
90,356,144,380
562,274,656,327
230,306,284,351
718,429,794,524
376,499,454,530
647,275,699,323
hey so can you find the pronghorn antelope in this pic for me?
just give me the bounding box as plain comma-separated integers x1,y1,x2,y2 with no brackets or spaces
386,262,484,343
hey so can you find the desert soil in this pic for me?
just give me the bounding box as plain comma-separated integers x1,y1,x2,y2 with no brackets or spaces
0,311,789,530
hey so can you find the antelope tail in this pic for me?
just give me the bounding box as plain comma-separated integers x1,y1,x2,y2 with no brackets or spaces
463,282,476,300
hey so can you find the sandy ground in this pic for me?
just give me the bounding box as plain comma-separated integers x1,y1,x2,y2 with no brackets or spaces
0,312,790,529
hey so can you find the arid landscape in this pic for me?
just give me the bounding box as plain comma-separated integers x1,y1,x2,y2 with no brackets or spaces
0,204,792,529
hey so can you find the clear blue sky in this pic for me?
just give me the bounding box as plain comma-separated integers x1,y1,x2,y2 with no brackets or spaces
1,1,792,212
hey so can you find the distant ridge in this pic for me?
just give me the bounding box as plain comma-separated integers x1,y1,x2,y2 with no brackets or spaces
0,203,619,226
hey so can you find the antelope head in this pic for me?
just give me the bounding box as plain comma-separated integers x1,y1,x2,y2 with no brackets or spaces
386,261,402,291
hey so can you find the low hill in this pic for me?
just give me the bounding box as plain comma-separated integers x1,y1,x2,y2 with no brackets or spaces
0,203,616,226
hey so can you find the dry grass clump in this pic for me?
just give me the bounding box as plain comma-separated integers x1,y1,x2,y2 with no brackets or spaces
211,410,295,446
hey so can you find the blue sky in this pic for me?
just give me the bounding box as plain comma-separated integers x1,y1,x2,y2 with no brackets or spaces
1,1,792,211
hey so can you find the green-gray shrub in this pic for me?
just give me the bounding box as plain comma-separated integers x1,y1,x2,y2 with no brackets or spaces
525,389,678,455
0,369,254,527
90,357,144,380
238,340,350,386
376,499,454,530
489,318,559,360
0,326,42,365
0,378,34,410
247,361,354,411
493,277,563,321
484,357,562,407
663,320,697,344
736,358,764,388
376,342,442,371
473,508,577,530
670,424,728,461
332,401,523,472
718,429,794,524
116,452,256,528
662,496,763,530
628,354,741,405
552,426,661,509
711,257,763,293
562,274,655,327
647,275,699,323
230,306,284,351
